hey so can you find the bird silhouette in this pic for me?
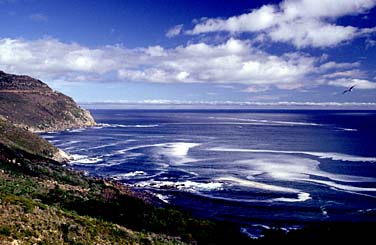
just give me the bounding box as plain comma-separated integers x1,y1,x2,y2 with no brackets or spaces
342,85,355,94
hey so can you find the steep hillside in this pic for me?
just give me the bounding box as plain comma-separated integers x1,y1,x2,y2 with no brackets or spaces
0,118,68,162
0,71,95,132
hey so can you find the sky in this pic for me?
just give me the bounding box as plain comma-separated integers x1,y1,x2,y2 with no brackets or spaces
0,0,376,108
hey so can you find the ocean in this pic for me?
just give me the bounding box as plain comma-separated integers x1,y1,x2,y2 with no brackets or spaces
41,109,376,237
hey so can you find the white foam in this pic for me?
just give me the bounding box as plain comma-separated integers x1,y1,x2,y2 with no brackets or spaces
320,206,328,216
210,147,376,163
42,135,56,139
221,154,376,199
357,208,376,213
49,140,60,144
99,123,159,128
338,127,358,132
155,193,170,203
66,128,86,133
240,227,264,239
72,157,103,164
237,157,375,183
70,154,88,160
69,154,103,164
134,180,223,192
112,171,146,179
157,142,201,157
272,192,312,202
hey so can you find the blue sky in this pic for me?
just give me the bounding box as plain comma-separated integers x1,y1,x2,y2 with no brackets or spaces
0,0,376,107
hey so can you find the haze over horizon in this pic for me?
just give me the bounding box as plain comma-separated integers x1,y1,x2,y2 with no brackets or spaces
1,0,376,107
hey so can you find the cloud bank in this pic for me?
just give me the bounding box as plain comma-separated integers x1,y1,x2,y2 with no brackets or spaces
188,0,376,48
0,37,374,91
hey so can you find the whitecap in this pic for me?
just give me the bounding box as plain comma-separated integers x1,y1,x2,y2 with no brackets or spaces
99,123,159,128
156,142,201,157
154,142,201,164
155,193,170,203
338,127,358,132
133,180,223,192
112,171,146,179
70,154,88,160
357,208,376,214
272,192,311,202
42,135,56,139
71,157,103,164
320,206,329,217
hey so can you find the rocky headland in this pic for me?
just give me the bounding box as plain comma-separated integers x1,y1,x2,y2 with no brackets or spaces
0,70,95,133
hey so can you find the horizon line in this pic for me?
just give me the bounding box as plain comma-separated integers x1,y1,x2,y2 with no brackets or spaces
79,100,376,110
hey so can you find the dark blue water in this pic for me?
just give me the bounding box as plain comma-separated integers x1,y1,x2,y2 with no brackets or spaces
41,110,376,237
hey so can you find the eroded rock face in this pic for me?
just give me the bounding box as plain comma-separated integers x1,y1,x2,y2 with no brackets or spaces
0,71,96,132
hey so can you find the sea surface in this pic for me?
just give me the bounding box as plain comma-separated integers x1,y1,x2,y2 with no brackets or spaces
41,109,376,237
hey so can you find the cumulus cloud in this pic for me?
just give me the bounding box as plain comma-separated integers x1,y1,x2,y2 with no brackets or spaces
0,37,374,91
166,24,183,37
188,5,277,34
187,0,376,48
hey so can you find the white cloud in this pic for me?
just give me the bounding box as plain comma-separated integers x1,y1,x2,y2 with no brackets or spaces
319,61,360,70
166,24,183,37
187,0,376,48
323,69,365,79
328,78,376,89
144,45,166,57
0,37,374,91
189,5,277,34
281,0,376,19
29,13,48,22
268,19,357,48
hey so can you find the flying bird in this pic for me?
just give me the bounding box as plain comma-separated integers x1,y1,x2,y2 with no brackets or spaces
342,85,355,94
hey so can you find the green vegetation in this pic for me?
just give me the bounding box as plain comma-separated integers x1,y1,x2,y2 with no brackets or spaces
0,118,58,159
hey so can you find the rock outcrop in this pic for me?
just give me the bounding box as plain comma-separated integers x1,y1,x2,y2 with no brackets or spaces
0,70,95,132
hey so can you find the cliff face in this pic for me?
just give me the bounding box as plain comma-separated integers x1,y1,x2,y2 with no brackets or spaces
0,71,96,132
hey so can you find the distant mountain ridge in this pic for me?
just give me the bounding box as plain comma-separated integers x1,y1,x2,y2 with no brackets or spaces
0,70,95,132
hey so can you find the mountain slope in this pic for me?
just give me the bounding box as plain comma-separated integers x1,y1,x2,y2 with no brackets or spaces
0,118,68,162
0,71,95,132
